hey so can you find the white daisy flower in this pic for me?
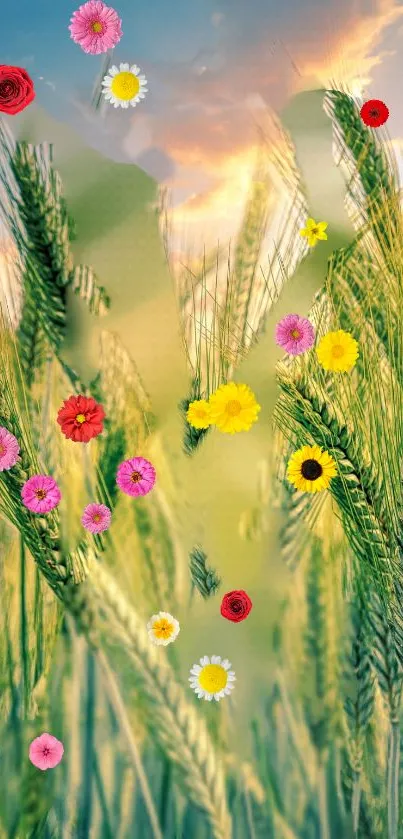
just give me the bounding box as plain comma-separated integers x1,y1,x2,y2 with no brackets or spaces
101,62,148,109
147,611,180,646
189,655,236,702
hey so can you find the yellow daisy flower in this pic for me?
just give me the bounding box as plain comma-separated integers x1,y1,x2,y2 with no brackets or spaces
186,399,212,430
147,612,180,646
287,445,337,493
316,330,359,372
208,382,261,434
299,217,328,247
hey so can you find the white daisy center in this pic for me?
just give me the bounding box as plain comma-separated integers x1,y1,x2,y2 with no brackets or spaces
198,664,228,693
152,618,174,640
111,72,140,101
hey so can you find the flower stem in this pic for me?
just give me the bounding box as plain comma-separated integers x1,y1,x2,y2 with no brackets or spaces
96,649,163,839
388,720,400,839
317,761,331,839
352,771,361,835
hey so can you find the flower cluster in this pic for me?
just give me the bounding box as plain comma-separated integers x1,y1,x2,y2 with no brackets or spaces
68,2,148,110
187,382,261,435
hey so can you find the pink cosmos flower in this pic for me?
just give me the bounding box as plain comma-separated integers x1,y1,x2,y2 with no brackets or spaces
0,426,20,471
116,457,156,497
21,475,61,514
275,314,315,356
69,1,122,55
81,502,111,533
29,733,64,771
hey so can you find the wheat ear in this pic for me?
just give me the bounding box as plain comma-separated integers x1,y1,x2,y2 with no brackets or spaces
90,563,232,839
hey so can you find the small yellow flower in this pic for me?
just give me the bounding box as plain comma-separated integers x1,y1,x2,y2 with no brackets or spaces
186,399,212,430
300,217,328,247
147,612,180,646
316,329,359,372
287,445,337,493
208,382,260,434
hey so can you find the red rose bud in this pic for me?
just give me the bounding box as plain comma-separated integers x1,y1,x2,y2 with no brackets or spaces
220,590,252,623
0,65,35,115
360,99,389,128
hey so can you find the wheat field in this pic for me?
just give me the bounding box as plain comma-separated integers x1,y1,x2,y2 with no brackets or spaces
0,87,402,839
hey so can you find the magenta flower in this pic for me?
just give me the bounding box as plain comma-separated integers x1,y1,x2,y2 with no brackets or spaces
29,733,64,771
275,314,315,356
69,0,122,55
0,426,20,471
116,457,156,497
81,502,111,533
21,475,61,514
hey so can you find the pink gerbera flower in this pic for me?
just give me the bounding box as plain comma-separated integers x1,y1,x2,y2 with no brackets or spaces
81,502,111,533
0,426,20,471
116,457,156,497
69,1,122,55
275,314,315,356
29,733,64,771
21,475,61,514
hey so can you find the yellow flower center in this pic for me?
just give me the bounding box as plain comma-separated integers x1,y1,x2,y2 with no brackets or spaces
93,514,101,522
198,664,228,693
35,489,47,500
111,72,140,101
291,329,301,339
0,444,5,456
331,345,345,359
76,414,86,423
91,21,103,32
153,618,174,639
226,400,242,417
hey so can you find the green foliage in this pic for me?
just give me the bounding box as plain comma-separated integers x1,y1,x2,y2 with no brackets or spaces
189,545,222,599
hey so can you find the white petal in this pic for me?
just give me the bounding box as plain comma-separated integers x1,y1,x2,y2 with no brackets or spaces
110,65,119,75
205,694,213,701
200,656,210,666
227,672,236,681
120,62,130,71
221,659,231,670
130,64,140,74
211,655,221,665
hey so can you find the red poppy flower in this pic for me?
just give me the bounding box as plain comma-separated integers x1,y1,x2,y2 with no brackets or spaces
0,65,35,115
220,590,252,623
57,395,105,443
360,99,389,128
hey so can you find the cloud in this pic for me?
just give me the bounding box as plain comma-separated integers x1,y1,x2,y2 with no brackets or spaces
121,0,403,242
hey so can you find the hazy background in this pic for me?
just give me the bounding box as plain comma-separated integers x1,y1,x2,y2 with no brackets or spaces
1,0,403,748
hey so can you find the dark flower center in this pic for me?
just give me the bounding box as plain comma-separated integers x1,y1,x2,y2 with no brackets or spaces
131,471,142,483
231,600,243,612
35,489,47,500
370,109,379,118
301,459,323,480
42,747,50,756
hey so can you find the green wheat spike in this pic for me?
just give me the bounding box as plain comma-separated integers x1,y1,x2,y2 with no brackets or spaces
189,545,221,599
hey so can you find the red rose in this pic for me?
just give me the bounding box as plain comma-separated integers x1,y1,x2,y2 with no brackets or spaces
57,395,105,443
220,590,252,623
360,99,389,128
0,65,35,116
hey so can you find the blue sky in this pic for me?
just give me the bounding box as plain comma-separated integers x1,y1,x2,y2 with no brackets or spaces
2,0,403,236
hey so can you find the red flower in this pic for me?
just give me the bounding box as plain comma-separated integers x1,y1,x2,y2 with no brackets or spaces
220,590,252,623
57,395,105,443
0,65,35,115
360,99,389,128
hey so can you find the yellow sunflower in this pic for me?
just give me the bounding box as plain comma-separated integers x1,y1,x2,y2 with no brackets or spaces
316,330,359,372
299,217,328,247
287,445,337,493
186,399,212,429
208,382,261,434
